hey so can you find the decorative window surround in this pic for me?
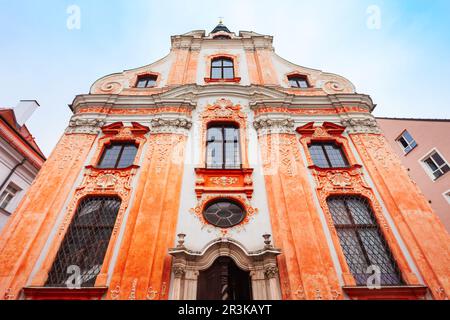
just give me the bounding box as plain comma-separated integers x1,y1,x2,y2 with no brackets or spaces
297,122,421,288
195,168,254,199
30,123,147,288
190,194,258,236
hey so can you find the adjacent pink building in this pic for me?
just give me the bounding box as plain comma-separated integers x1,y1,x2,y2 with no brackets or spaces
377,118,450,232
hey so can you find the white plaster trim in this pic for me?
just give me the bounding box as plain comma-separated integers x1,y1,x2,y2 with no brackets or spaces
442,189,450,205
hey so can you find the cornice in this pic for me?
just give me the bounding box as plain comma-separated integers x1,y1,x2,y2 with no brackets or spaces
71,84,375,114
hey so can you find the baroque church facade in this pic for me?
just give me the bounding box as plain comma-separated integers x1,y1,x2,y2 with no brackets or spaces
0,23,449,300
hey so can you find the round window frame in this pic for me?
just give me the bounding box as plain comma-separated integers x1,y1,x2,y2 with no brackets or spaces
202,199,246,229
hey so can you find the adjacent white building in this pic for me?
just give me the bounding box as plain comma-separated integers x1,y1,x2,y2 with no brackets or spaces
0,101,46,232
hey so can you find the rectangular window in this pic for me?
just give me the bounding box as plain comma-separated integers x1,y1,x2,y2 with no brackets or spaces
206,124,241,169
288,76,309,88
0,184,20,210
397,130,417,154
309,142,350,169
98,142,138,169
422,150,450,180
136,75,157,88
210,58,235,80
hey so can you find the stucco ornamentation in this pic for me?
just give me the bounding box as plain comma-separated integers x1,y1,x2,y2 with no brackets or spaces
150,117,193,136
3,288,14,300
129,279,138,300
173,266,186,278
259,134,301,177
146,287,159,300
66,116,106,135
264,266,279,279
253,117,295,136
351,134,404,170
319,74,356,94
210,176,239,186
328,172,353,188
59,166,137,237
294,287,306,300
341,117,381,134
149,134,185,174
110,286,120,300
100,81,123,94
96,174,118,189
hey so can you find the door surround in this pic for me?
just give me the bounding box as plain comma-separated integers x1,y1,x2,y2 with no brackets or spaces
168,237,282,300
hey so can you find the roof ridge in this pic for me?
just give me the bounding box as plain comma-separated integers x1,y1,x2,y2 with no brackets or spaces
376,117,450,122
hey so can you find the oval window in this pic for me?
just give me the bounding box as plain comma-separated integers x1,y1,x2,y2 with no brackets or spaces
203,200,246,228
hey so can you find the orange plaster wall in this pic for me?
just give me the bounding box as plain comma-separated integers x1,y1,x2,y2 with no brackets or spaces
255,49,279,86
350,133,450,300
0,133,97,300
245,51,263,85
106,133,187,300
167,49,192,86
183,50,199,84
258,133,342,300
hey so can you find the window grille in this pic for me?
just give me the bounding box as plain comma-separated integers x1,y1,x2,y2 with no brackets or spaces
45,197,121,288
327,195,403,286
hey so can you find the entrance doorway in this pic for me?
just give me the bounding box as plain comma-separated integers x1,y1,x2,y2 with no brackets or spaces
197,257,252,300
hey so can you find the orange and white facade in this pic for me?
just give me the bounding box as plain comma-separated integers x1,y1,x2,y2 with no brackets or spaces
0,25,449,301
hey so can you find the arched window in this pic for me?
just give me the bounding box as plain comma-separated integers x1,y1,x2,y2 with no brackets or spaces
327,195,403,286
211,58,235,80
98,142,138,169
206,123,241,169
203,199,246,228
309,142,349,168
288,75,309,88
45,197,122,287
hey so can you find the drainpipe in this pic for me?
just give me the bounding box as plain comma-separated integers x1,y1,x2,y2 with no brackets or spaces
0,158,26,192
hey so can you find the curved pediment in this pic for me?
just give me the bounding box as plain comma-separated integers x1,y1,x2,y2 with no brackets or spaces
273,53,356,94
90,52,173,95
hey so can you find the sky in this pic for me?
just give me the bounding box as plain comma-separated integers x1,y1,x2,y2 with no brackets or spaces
0,0,449,156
